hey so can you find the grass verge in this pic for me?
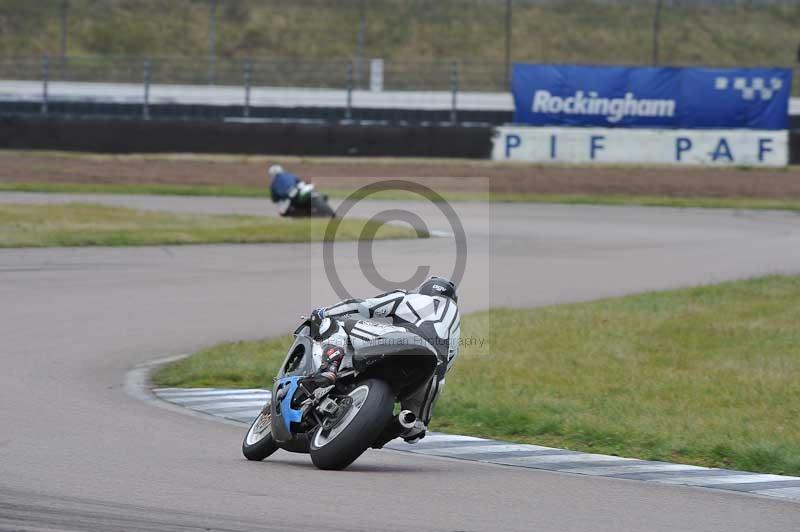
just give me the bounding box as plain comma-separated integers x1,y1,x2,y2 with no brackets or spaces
0,181,272,198
0,203,422,247
3,3,798,79
4,181,800,212
153,275,800,475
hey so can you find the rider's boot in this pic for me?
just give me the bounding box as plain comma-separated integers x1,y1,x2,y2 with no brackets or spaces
371,412,427,448
301,313,347,392
400,420,427,444
318,344,345,383
301,344,345,391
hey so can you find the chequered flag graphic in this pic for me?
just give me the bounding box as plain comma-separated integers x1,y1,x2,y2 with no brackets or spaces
714,76,783,101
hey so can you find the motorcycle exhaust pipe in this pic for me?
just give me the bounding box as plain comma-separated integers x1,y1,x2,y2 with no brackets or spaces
398,410,417,430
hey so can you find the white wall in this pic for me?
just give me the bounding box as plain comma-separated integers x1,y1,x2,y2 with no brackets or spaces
5,80,800,117
492,126,788,167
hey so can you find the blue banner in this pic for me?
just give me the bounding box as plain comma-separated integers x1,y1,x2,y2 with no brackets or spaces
512,64,792,130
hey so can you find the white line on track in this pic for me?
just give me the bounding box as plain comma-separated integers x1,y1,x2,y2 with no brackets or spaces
566,464,712,476
753,487,800,499
653,474,800,486
413,444,560,455
148,386,800,503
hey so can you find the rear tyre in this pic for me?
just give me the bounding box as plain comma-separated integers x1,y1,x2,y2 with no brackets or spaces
309,378,394,470
242,406,279,461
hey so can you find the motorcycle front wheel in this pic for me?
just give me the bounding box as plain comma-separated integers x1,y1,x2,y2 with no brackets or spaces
309,378,393,470
242,404,279,461
310,194,336,218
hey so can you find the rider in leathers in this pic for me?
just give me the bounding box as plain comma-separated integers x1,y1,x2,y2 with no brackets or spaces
305,277,460,445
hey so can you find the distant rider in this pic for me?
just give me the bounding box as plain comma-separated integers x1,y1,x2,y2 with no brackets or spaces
303,277,461,445
268,164,312,216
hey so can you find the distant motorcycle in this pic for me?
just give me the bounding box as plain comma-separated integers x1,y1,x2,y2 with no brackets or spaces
242,316,438,470
283,183,335,218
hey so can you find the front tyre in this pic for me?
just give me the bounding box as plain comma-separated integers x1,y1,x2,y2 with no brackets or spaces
310,194,336,218
309,379,393,470
242,405,279,461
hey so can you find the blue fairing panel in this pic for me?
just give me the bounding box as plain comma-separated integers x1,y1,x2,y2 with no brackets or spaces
278,376,304,433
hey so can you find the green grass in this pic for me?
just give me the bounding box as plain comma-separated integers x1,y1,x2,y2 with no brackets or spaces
0,203,423,247
153,336,293,389
0,150,511,166
153,275,800,475
4,1,799,89
4,181,800,213
486,194,800,212
329,189,800,212
0,181,272,198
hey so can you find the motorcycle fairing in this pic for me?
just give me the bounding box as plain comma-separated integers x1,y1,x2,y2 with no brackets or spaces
345,319,438,394
278,334,316,378
270,376,304,442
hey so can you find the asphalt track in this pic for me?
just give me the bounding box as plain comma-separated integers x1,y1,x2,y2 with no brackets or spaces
1,193,800,531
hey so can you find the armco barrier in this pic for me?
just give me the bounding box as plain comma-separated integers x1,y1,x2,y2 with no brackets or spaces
1,116,798,164
0,117,493,158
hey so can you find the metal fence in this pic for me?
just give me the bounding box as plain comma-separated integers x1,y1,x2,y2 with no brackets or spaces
0,56,505,92
2,0,800,122
3,54,799,124
4,1,800,75
0,55,513,123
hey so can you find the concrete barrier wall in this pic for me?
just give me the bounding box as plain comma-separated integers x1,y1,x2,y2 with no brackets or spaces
0,116,493,158
1,115,798,164
791,129,800,164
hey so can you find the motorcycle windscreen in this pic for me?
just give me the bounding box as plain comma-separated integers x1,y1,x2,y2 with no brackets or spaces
277,337,317,378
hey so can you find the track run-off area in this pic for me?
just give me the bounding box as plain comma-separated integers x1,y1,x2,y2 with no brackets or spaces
1,192,800,531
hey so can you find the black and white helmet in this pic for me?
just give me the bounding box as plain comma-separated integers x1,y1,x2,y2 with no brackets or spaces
267,164,284,179
417,276,457,302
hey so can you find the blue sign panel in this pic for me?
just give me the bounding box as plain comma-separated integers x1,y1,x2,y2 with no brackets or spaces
512,64,792,130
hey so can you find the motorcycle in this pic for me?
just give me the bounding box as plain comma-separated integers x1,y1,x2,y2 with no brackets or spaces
283,182,336,218
242,316,438,470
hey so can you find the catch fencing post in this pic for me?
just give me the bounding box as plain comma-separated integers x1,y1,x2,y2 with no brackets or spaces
59,0,68,75
355,0,366,89
345,62,354,121
504,0,512,87
652,0,663,65
143,59,151,120
450,61,459,125
243,61,252,118
41,56,49,116
208,0,217,85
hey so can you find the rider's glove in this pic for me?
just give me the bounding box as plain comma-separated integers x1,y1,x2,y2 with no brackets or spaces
310,307,326,325
308,307,327,340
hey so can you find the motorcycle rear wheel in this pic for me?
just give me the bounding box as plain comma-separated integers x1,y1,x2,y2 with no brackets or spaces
242,406,279,461
309,378,393,470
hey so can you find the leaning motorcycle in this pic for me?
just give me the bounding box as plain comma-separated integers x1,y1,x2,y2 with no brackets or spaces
284,182,335,218
242,317,438,470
